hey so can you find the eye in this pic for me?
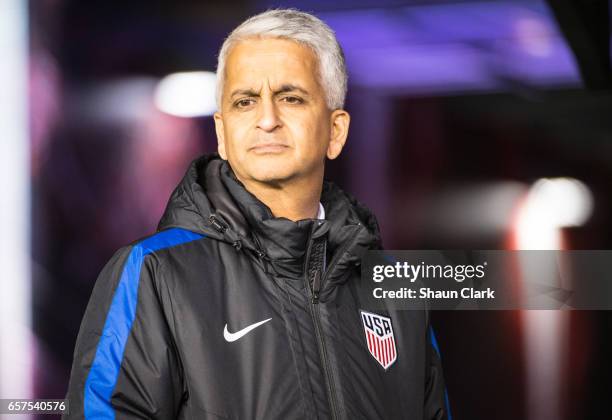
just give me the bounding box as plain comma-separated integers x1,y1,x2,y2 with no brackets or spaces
234,98,255,109
281,96,304,104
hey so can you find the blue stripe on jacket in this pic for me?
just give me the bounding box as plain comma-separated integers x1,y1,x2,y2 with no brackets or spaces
84,228,204,419
429,327,453,420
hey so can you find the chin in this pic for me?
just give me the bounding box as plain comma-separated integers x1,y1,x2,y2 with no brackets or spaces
243,157,296,183
251,169,296,184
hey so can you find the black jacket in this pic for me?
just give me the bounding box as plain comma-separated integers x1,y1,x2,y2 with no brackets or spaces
64,154,449,419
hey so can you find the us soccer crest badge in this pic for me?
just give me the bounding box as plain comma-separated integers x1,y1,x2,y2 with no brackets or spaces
360,310,397,370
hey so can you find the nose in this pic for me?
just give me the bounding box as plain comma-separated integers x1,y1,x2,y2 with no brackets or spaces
256,98,281,132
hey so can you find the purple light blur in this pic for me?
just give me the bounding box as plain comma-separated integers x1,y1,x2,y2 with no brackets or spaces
317,1,582,92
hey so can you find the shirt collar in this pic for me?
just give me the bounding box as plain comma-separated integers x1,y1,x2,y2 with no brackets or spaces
317,202,325,220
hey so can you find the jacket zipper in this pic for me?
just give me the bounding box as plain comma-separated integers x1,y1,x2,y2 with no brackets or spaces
308,224,363,419
310,288,339,420
306,238,340,420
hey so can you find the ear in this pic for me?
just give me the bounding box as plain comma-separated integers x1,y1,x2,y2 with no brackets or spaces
213,112,227,159
327,109,350,160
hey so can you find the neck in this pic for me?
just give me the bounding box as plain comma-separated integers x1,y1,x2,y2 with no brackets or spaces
239,174,323,222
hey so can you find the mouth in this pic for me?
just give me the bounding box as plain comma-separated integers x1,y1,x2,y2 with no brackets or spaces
249,143,289,154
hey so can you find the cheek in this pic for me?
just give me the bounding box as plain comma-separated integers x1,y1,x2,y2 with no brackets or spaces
289,112,329,155
224,118,250,154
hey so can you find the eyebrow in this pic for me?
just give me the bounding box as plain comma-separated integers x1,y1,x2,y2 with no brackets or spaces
229,84,310,99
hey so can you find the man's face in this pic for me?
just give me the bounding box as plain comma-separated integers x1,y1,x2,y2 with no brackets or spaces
214,38,347,186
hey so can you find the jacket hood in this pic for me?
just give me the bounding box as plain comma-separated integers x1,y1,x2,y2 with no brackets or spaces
158,154,381,282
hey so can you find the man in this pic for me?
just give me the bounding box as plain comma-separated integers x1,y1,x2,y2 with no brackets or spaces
65,9,449,419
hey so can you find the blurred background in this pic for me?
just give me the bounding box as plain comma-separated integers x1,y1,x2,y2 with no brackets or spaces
2,0,611,418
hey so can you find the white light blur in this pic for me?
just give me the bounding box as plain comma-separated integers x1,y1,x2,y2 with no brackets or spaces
428,182,527,237
154,71,217,117
513,177,592,420
515,177,593,249
72,77,157,125
524,309,568,420
0,0,32,405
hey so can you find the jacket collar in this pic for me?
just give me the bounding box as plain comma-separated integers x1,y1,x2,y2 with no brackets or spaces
158,154,381,271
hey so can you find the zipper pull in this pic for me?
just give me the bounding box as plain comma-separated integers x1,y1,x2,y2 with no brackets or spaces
312,269,321,304
208,215,228,233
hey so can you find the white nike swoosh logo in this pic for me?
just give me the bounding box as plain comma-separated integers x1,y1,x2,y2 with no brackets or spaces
223,318,272,342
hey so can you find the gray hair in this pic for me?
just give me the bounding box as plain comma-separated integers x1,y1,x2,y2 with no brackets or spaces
216,9,347,111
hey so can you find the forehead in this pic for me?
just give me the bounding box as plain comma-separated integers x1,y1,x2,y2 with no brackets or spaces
224,38,320,89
